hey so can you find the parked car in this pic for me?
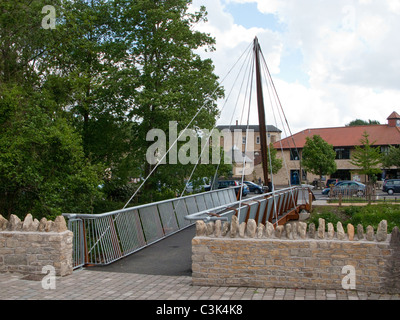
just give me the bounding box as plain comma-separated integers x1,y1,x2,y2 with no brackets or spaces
185,181,194,193
322,181,366,196
322,181,342,195
217,180,249,197
326,178,340,188
244,181,264,194
186,177,212,193
383,179,400,195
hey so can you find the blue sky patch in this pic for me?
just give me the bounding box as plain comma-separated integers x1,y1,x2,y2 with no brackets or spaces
276,48,310,87
224,2,285,32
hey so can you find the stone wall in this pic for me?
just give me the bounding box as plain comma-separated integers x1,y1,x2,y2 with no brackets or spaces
0,214,73,276
192,217,400,293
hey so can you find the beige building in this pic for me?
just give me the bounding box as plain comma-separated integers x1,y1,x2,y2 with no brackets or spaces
216,123,281,181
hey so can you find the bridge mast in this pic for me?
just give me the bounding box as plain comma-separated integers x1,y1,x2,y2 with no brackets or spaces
254,37,270,191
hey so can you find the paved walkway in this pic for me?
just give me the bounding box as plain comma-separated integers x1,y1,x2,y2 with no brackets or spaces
1,196,399,302
1,269,399,300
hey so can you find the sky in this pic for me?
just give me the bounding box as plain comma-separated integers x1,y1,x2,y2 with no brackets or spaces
189,0,400,137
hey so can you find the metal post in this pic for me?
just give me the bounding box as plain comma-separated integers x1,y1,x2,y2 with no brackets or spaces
254,37,269,190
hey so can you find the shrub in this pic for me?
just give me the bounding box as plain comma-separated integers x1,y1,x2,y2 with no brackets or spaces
309,204,400,233
308,207,344,231
348,205,400,233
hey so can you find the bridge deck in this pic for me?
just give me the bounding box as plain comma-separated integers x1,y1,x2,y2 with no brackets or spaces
88,225,195,276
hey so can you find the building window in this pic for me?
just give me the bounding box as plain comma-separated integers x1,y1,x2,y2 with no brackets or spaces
242,137,246,145
256,136,260,144
290,149,300,161
381,146,390,156
335,148,350,160
331,170,351,181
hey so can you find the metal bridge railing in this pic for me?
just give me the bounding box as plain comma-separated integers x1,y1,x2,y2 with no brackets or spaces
63,186,309,269
63,187,237,269
184,186,305,226
66,217,85,270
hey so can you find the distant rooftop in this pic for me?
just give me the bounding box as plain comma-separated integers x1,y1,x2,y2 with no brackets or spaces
274,111,400,150
387,111,400,119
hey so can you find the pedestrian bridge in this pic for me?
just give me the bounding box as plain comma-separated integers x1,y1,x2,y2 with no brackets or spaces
63,186,313,270
60,38,319,271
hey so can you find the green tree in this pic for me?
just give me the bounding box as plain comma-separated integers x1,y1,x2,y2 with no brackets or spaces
251,143,282,191
382,146,400,169
302,135,337,188
0,0,103,219
120,0,224,203
44,0,139,175
0,0,225,215
265,143,283,175
0,90,103,219
350,131,382,184
346,119,381,127
0,0,60,84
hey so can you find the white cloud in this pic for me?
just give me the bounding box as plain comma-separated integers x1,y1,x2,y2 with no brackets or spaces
191,0,282,69
386,0,400,14
223,0,282,15
190,0,400,136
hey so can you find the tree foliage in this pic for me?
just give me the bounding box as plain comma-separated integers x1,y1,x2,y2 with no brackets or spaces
382,146,400,168
346,119,380,127
266,143,282,175
0,0,223,217
350,131,382,183
0,0,102,219
118,0,224,204
302,135,337,182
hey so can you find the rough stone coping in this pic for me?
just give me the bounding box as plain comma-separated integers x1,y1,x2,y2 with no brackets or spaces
195,216,399,244
0,214,68,233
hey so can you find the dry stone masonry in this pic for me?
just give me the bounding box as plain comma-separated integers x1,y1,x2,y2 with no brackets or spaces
193,217,400,294
0,214,73,276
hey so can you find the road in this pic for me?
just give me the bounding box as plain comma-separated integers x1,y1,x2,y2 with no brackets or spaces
311,188,400,201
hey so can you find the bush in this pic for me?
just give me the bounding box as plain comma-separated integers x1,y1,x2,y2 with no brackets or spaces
343,206,362,216
309,204,400,233
348,205,400,233
308,207,344,231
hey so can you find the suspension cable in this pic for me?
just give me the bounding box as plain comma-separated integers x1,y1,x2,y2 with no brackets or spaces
259,48,300,208
238,52,255,214
210,44,254,191
123,42,253,209
178,44,254,198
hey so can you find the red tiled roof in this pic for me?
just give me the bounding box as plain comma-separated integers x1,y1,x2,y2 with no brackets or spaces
387,111,400,119
274,124,400,150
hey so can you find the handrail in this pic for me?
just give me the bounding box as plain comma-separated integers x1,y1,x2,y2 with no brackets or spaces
63,185,310,269
184,186,304,222
62,186,239,219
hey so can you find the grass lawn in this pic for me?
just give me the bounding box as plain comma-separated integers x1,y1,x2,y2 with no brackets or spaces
308,204,400,233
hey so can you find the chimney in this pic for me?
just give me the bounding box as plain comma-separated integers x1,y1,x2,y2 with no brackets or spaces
387,111,400,127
